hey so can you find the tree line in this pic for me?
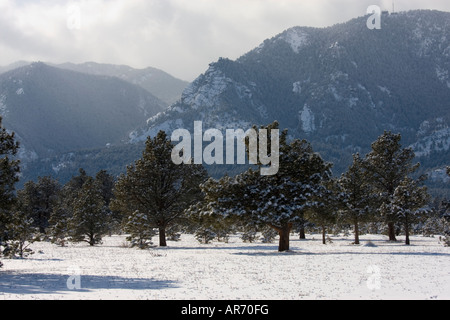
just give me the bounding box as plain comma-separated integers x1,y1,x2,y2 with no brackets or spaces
1,117,449,262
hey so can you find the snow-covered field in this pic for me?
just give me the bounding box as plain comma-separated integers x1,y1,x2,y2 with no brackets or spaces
1,234,449,300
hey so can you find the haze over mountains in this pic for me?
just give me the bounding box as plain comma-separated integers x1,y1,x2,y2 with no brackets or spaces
0,62,167,160
0,10,449,195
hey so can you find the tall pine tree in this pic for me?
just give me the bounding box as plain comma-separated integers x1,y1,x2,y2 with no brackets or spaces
189,123,332,252
69,177,109,246
339,154,376,244
391,177,431,245
17,176,61,234
0,116,20,258
111,131,208,247
362,131,419,241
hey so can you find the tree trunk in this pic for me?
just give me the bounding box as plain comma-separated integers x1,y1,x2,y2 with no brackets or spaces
388,222,397,241
271,223,292,252
354,220,360,245
299,227,306,240
405,215,410,245
322,226,326,245
159,227,167,247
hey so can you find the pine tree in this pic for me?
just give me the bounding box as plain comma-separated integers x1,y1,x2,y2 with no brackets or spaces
362,131,419,241
4,209,36,258
391,177,431,245
69,177,109,246
94,170,118,234
0,116,20,260
188,123,332,251
339,154,377,244
17,176,61,235
123,210,157,249
111,131,208,247
48,169,89,246
306,178,340,245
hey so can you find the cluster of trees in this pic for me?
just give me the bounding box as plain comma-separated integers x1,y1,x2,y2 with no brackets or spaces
1,116,449,264
189,122,447,251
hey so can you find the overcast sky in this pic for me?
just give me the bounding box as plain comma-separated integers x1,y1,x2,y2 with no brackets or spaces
0,0,449,81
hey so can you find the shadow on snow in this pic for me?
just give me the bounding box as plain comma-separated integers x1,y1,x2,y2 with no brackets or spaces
0,271,179,295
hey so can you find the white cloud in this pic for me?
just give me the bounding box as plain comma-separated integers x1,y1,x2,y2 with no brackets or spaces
0,0,449,81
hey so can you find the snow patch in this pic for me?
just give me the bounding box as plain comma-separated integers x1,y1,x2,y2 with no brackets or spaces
293,82,302,94
279,28,309,53
411,126,450,157
299,105,315,133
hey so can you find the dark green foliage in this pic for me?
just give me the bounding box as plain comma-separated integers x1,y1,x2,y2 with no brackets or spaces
0,116,20,260
362,131,420,240
305,178,341,245
339,154,377,244
48,169,115,246
17,176,61,234
111,131,209,247
188,122,332,251
391,177,431,245
69,177,109,246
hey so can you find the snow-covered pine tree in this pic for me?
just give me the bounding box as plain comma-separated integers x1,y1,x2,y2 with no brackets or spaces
188,122,332,252
339,154,377,244
123,210,156,249
111,131,208,247
391,177,431,245
305,178,340,245
4,209,36,258
69,177,109,246
0,116,20,261
362,131,420,241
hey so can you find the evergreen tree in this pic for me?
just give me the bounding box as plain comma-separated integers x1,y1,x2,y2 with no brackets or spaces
339,154,376,244
4,209,36,258
48,169,89,246
362,131,420,241
306,178,340,244
391,177,431,245
0,116,20,260
111,131,208,247
94,170,118,234
189,123,332,251
122,210,157,249
17,176,61,234
69,177,109,246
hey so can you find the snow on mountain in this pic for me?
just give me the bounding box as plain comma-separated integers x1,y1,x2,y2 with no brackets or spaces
278,27,310,53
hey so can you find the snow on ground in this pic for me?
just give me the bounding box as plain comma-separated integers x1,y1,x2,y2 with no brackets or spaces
1,234,449,300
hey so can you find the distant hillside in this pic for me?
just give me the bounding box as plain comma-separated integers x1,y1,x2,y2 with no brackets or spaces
0,62,166,160
54,62,189,105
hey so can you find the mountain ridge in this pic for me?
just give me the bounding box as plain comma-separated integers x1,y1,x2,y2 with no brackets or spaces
134,10,450,177
0,62,166,160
